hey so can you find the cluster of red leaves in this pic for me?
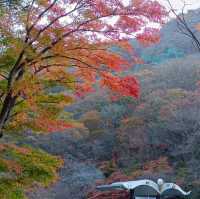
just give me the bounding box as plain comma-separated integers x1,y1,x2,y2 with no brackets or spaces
101,73,140,98
35,118,73,133
137,28,161,46
75,83,95,98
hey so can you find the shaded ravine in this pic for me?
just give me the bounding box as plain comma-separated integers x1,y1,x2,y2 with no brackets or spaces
28,158,103,199
21,132,106,199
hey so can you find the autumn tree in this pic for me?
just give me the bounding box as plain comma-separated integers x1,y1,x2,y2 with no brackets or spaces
0,0,166,136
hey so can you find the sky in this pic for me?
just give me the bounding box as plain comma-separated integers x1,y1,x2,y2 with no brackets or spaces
158,0,200,13
123,0,200,14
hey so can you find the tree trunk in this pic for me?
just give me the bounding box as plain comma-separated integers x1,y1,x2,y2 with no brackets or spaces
0,50,25,137
0,91,18,137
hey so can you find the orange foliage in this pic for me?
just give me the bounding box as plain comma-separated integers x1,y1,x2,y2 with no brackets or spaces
2,144,31,155
4,159,22,175
0,0,167,134
101,73,140,98
195,23,200,32
34,117,73,133
143,157,173,173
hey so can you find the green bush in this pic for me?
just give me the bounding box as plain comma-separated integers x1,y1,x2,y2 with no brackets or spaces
0,144,63,199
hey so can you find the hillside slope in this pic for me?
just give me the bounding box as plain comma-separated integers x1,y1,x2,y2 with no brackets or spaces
16,8,200,199
26,53,200,198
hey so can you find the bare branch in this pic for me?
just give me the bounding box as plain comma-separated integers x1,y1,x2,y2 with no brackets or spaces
166,0,200,52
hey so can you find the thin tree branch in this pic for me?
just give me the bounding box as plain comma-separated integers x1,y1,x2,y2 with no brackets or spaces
0,73,8,80
166,0,200,51
28,0,85,45
26,0,36,34
27,0,58,34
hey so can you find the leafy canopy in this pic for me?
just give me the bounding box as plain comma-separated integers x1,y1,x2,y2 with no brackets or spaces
0,0,167,134
0,143,63,199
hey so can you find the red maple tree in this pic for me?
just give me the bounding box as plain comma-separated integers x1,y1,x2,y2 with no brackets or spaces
0,0,167,135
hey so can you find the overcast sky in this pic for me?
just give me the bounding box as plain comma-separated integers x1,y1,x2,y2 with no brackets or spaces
158,0,200,13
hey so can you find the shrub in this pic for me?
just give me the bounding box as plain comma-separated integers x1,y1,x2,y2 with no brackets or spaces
0,144,63,199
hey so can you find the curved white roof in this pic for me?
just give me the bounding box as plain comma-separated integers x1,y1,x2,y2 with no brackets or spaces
161,183,191,196
96,179,191,197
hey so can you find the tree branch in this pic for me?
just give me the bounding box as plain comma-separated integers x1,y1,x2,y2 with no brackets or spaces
166,0,200,51
28,0,85,45
27,0,58,35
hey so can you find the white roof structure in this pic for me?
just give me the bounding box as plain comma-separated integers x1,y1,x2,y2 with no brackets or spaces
97,179,191,197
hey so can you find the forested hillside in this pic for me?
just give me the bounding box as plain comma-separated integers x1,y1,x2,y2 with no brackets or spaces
60,54,199,198
65,10,200,198
0,1,200,199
